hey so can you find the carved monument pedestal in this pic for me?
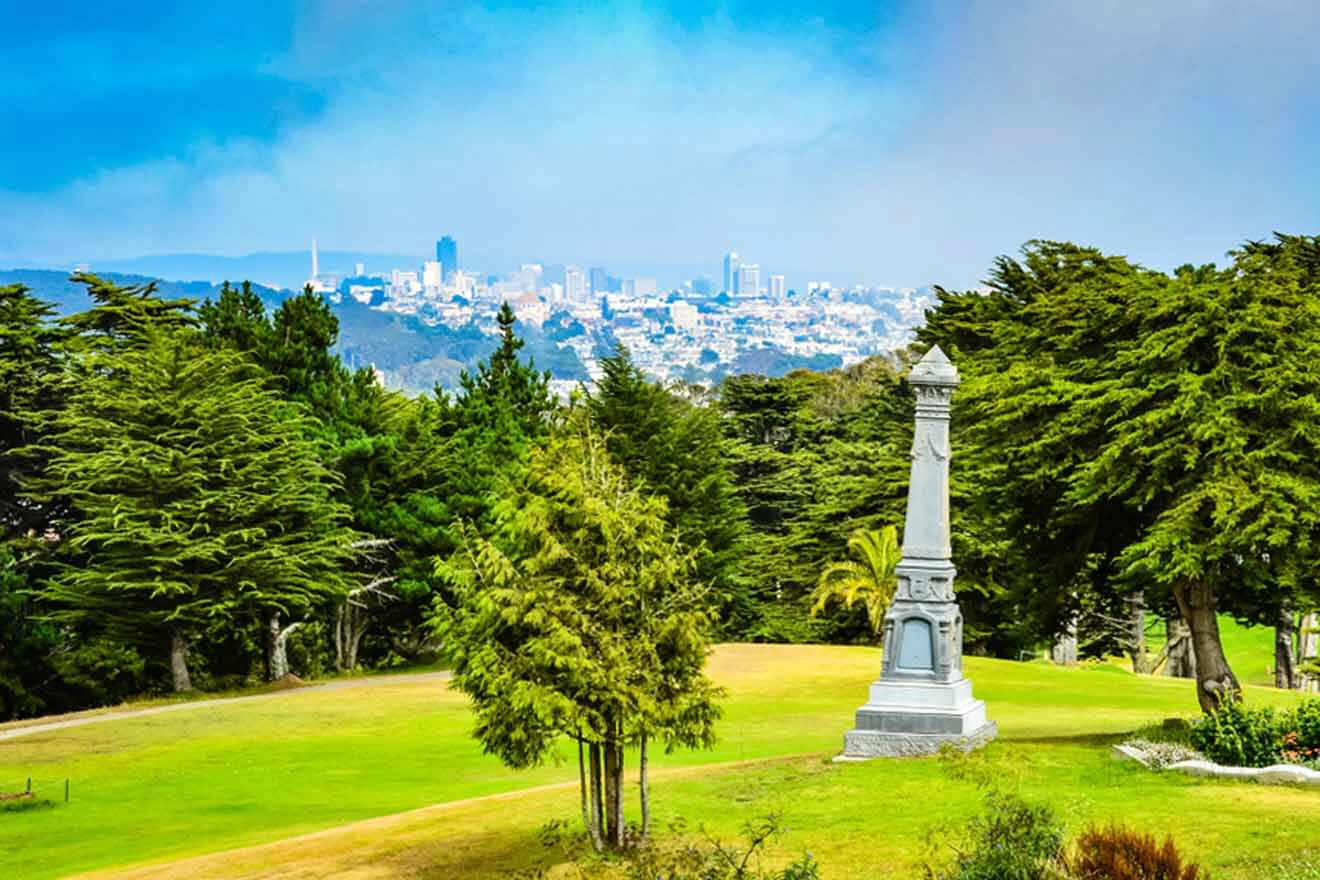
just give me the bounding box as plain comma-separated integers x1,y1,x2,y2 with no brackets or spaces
839,345,997,759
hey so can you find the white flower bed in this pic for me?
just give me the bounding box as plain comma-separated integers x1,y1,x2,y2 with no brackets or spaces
1114,740,1320,787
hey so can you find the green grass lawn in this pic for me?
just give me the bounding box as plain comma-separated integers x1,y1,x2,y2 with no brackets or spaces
0,644,1312,880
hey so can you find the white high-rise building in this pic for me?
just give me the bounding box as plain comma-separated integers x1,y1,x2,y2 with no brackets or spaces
564,266,588,305
422,260,443,296
723,252,740,294
737,263,760,297
769,274,786,301
520,263,544,292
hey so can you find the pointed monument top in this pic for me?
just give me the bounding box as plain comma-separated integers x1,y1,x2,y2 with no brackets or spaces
909,344,959,387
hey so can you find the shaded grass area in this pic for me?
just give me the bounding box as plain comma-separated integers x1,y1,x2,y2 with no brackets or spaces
0,644,1308,880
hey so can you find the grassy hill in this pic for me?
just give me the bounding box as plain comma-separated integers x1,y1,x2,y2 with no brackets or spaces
0,644,1314,880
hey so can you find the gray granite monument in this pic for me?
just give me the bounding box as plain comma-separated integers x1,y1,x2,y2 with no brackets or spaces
840,345,997,759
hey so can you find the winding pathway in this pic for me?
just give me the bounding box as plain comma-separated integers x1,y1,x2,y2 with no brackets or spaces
0,671,452,742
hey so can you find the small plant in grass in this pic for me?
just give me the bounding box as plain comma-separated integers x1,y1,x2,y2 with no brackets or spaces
924,754,1066,880
923,790,1067,880
1067,824,1205,879
1259,850,1320,880
625,814,819,880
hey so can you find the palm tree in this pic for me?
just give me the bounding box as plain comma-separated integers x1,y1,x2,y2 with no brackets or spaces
809,525,900,638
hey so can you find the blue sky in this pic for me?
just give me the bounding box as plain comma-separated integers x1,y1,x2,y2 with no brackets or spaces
2,0,1318,288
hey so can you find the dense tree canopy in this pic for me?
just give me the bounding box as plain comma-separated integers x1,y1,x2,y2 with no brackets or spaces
921,236,1320,709
32,323,358,690
586,346,747,622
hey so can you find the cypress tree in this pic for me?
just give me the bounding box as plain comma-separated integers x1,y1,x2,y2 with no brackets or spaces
30,326,357,690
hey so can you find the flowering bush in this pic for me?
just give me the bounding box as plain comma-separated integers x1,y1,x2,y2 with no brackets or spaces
1189,698,1320,768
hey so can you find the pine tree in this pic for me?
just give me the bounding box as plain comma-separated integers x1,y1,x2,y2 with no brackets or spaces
445,302,557,527
31,326,358,690
435,422,722,851
585,345,747,619
0,284,68,537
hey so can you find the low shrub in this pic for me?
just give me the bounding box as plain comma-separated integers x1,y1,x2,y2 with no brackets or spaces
1189,698,1320,768
625,814,819,880
1067,824,1204,880
925,790,1066,880
1189,701,1283,768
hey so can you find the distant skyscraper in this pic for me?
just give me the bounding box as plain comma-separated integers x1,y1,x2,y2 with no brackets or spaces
565,266,588,305
311,239,320,279
422,260,443,295
737,263,760,297
723,252,740,294
589,267,608,294
692,275,714,296
769,274,785,301
436,236,458,282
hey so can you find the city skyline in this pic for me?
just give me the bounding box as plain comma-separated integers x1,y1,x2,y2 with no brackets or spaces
3,2,1319,289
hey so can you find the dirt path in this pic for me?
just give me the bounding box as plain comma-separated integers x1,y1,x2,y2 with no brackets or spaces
0,671,452,742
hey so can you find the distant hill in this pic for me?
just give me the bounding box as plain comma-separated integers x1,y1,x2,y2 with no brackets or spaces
90,251,425,292
0,269,585,395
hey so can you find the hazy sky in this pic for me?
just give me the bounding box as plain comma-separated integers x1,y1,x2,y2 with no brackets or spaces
3,0,1319,289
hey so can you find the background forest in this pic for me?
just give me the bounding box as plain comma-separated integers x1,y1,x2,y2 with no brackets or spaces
2,234,1319,721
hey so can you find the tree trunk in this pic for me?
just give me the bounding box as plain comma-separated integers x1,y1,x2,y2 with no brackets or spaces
1173,580,1240,713
612,740,625,847
1163,616,1197,679
639,731,650,843
589,743,605,852
1051,615,1078,666
267,613,302,681
603,733,621,848
1299,612,1319,693
1275,607,1297,690
169,631,193,692
1128,590,1148,673
335,602,368,672
578,736,603,851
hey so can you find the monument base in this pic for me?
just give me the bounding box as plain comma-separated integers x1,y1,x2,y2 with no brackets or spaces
836,677,998,760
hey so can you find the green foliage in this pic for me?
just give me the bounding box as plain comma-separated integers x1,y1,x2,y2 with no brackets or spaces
0,545,56,718
0,283,68,537
1189,701,1284,767
1189,698,1320,767
444,302,557,530
435,421,722,845
808,525,899,638
586,346,747,621
59,272,195,352
1068,825,1204,880
31,324,357,677
624,814,819,880
46,636,149,707
920,235,1320,693
436,422,722,763
718,359,913,642
927,789,1066,880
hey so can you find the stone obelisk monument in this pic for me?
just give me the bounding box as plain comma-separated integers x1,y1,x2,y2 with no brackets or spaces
841,345,997,758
